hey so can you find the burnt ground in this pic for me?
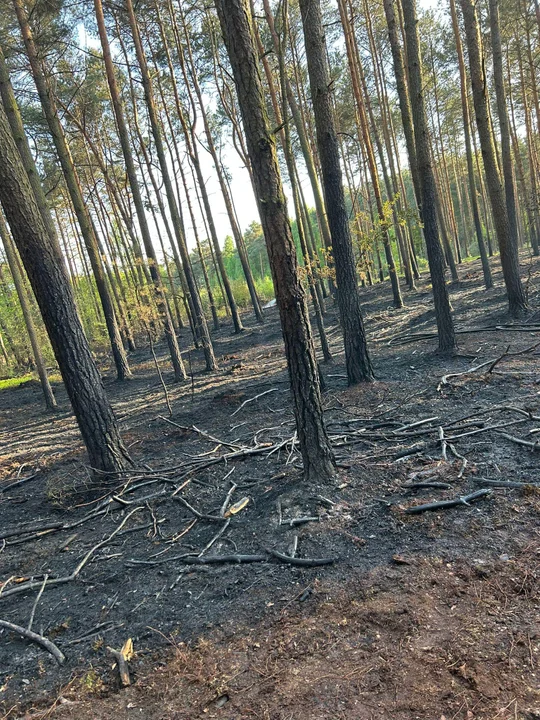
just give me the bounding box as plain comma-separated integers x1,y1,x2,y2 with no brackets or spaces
0,253,539,719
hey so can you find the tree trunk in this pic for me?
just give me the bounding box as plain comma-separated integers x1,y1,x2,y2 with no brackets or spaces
10,2,131,381
0,211,57,410
400,0,456,351
449,0,492,288
337,0,403,309
488,0,520,250
94,0,188,381
459,0,527,317
298,0,374,384
0,98,131,475
124,0,217,371
214,0,336,482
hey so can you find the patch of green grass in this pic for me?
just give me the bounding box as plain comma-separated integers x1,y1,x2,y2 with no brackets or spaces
0,373,34,391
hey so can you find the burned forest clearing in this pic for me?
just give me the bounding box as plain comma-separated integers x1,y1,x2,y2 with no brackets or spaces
1,256,539,719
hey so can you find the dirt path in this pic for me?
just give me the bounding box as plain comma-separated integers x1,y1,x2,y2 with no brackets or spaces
1,254,540,719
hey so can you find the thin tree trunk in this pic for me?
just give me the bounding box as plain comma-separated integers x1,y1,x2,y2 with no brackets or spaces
0,211,57,409
10,4,131,381
124,0,216,371
261,0,333,260
172,2,263,324
94,0,188,380
337,0,403,308
489,0,520,250
449,0,492,286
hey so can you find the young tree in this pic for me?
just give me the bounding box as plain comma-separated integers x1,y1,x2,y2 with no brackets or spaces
298,0,374,383
11,0,132,381
124,0,217,371
400,0,456,351
459,0,527,317
0,211,57,410
214,0,336,482
93,0,187,381
0,98,131,475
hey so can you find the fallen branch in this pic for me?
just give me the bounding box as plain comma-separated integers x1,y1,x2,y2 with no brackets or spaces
473,478,540,489
498,433,540,450
282,516,319,527
158,416,242,451
0,619,65,665
265,547,337,567
231,388,278,416
126,553,267,567
27,574,48,632
0,472,39,494
401,482,452,491
404,489,492,515
172,495,223,522
0,507,143,600
438,342,540,390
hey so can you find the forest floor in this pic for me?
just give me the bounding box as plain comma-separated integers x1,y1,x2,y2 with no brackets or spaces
0,253,540,720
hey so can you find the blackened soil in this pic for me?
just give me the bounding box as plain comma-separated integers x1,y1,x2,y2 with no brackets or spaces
1,253,539,718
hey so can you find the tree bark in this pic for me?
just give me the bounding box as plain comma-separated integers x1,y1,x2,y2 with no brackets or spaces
11,0,132,381
337,0,403,309
459,0,527,317
0,211,57,410
124,0,217,371
448,0,492,288
400,0,456,351
214,0,336,482
298,0,374,383
0,99,130,475
93,0,188,381
488,0,520,250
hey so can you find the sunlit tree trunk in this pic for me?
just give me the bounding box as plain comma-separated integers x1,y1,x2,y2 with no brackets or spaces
460,0,527,317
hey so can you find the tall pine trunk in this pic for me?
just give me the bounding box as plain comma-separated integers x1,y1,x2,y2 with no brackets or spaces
298,0,374,383
0,99,131,475
214,0,336,482
459,0,527,317
401,0,456,351
11,0,131,382
448,0,492,288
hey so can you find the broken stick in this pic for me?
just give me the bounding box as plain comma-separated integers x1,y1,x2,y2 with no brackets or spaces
404,489,492,514
0,619,65,665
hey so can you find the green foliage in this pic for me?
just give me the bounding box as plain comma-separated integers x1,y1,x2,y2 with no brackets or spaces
0,374,34,390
